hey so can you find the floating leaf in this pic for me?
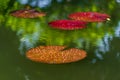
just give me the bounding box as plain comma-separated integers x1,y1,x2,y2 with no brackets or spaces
48,20,87,30
26,46,87,64
10,9,46,18
68,12,110,22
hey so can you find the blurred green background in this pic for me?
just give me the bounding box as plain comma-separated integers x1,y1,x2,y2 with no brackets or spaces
0,0,120,80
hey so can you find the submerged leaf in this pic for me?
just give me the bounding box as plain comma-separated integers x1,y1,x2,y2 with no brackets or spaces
10,9,46,18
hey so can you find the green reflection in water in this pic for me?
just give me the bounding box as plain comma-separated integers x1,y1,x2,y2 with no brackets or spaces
0,0,119,55
5,14,114,53
1,0,118,54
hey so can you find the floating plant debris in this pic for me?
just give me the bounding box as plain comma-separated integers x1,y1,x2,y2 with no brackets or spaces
68,12,110,22
48,20,87,30
10,9,46,18
26,46,87,64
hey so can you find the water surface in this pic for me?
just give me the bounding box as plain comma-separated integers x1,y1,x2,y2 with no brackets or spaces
0,0,120,80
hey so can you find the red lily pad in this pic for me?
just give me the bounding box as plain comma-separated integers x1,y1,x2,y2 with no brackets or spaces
68,12,110,22
10,9,46,18
48,20,87,30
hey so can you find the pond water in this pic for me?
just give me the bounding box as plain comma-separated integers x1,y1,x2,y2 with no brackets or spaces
0,0,120,80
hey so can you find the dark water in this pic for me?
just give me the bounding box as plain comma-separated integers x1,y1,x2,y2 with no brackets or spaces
0,0,120,80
